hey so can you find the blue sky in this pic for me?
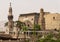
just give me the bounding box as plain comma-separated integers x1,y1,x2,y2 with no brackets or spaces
0,0,60,21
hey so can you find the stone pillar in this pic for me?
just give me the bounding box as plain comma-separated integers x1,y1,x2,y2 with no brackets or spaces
38,8,45,30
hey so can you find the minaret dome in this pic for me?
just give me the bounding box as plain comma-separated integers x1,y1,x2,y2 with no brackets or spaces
9,2,12,13
8,2,13,20
40,8,44,12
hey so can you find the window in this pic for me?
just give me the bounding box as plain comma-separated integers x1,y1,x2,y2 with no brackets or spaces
28,24,30,27
54,28,57,31
53,17,55,20
31,18,33,20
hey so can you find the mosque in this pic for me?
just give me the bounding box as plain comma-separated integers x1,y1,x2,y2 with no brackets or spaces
0,2,60,42
4,2,60,39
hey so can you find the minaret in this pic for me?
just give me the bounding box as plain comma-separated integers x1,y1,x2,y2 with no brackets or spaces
8,2,13,34
38,8,45,30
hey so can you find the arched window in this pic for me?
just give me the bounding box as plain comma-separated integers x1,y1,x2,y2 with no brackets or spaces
53,17,55,20
28,24,30,27
31,18,33,20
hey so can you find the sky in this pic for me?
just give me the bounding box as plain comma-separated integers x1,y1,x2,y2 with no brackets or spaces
0,0,60,31
0,0,60,21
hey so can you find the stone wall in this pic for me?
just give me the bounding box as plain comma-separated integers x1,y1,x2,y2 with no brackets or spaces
0,39,20,42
